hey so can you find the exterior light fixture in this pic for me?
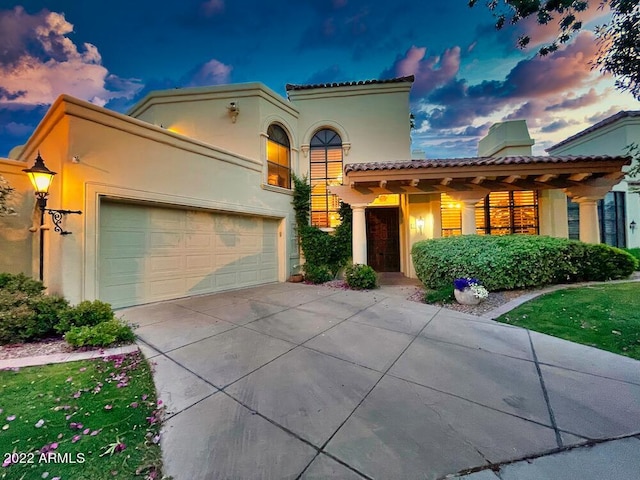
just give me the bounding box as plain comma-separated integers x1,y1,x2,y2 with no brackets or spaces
23,152,82,280
416,216,425,234
227,101,239,123
631,220,637,233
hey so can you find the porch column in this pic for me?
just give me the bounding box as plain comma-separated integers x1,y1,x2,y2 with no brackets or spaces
352,203,368,265
565,185,610,244
447,191,489,236
461,200,478,235
574,197,601,244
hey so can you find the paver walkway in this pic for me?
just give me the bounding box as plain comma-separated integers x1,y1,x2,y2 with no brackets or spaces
120,282,640,480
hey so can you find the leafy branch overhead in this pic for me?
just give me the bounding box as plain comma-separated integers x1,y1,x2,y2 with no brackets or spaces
469,0,640,99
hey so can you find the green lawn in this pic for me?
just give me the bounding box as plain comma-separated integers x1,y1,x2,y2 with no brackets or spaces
497,282,640,360
0,352,165,480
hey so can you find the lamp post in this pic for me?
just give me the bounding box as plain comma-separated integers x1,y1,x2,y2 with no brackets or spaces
23,152,82,281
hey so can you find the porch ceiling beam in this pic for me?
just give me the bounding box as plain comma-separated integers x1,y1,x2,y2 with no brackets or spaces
471,176,486,185
379,180,387,188
535,174,558,183
440,177,452,186
602,171,626,180
504,175,521,184
410,179,419,187
568,172,592,182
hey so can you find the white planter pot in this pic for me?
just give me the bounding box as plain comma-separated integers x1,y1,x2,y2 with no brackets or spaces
454,288,482,305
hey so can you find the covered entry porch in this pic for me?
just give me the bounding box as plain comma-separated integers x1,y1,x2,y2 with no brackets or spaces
331,154,631,277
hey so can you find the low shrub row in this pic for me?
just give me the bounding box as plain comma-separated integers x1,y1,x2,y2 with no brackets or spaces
0,273,134,347
412,235,638,291
624,248,640,270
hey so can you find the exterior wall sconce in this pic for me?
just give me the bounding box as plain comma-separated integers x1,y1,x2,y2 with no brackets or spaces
227,101,239,123
23,152,82,280
631,220,637,233
416,216,425,234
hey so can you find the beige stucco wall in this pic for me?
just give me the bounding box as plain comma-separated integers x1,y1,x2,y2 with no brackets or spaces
128,83,299,163
14,95,296,304
0,159,36,275
289,83,412,176
547,116,640,248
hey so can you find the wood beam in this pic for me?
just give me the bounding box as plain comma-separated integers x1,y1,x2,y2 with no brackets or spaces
410,179,419,187
379,180,387,188
504,175,521,184
568,172,592,182
535,174,558,183
471,176,486,185
440,177,452,186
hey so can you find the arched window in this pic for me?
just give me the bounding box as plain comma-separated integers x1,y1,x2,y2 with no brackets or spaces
266,124,291,189
310,129,343,228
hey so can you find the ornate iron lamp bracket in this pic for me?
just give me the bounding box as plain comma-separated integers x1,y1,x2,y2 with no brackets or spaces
44,208,82,235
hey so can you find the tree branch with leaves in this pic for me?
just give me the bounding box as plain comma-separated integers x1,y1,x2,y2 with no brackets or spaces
469,0,640,98
0,175,16,216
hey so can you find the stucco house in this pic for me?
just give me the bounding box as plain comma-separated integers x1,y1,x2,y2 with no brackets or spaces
546,111,640,249
0,76,633,308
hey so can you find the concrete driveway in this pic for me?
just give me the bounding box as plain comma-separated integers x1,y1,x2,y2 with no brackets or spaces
120,282,640,480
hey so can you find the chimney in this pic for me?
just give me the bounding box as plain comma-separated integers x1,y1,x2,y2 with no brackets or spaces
478,120,534,157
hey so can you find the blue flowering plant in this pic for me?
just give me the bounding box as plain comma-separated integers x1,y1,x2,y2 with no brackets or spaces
453,277,489,299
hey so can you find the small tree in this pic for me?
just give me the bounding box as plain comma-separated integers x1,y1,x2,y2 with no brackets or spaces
0,175,16,216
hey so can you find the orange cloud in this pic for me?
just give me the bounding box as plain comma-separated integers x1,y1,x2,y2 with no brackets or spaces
0,7,142,106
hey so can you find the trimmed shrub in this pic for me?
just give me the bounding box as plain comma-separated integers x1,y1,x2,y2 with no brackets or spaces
623,248,640,270
55,300,115,333
0,272,45,295
0,288,69,344
411,235,637,291
303,264,333,284
344,264,378,290
424,285,455,304
64,319,135,348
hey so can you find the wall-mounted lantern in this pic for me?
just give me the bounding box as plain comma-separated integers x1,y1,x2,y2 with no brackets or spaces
416,216,425,234
227,101,239,123
631,220,637,234
23,152,82,280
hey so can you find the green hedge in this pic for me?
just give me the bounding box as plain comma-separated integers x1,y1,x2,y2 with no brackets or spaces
411,235,638,291
0,273,134,347
624,248,640,270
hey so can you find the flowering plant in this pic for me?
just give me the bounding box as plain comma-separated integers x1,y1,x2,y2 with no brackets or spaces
453,277,489,299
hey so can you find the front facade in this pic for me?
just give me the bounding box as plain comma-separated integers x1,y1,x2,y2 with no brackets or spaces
547,111,640,249
0,77,632,308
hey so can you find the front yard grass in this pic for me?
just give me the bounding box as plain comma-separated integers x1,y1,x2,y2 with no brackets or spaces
497,282,640,360
0,352,165,480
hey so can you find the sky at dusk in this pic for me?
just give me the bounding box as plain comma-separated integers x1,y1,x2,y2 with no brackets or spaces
0,0,637,159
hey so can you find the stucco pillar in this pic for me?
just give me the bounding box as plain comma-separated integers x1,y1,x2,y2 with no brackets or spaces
574,197,601,244
352,204,368,265
565,185,610,245
461,200,478,235
447,191,488,236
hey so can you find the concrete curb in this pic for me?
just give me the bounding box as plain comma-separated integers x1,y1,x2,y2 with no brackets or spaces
0,344,139,369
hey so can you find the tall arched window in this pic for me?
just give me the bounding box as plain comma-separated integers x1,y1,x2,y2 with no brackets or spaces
266,124,291,189
310,129,343,228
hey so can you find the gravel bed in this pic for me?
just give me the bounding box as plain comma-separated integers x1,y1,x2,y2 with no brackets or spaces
0,337,73,361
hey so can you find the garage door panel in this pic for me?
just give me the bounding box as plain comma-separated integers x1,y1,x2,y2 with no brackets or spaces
99,202,280,308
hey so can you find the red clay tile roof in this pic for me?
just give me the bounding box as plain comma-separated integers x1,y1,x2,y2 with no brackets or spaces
547,111,640,152
285,76,415,91
344,155,631,173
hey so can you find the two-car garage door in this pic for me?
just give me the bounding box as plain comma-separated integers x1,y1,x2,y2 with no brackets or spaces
99,201,279,308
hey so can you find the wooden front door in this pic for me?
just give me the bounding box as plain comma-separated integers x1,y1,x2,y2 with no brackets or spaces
366,208,400,272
